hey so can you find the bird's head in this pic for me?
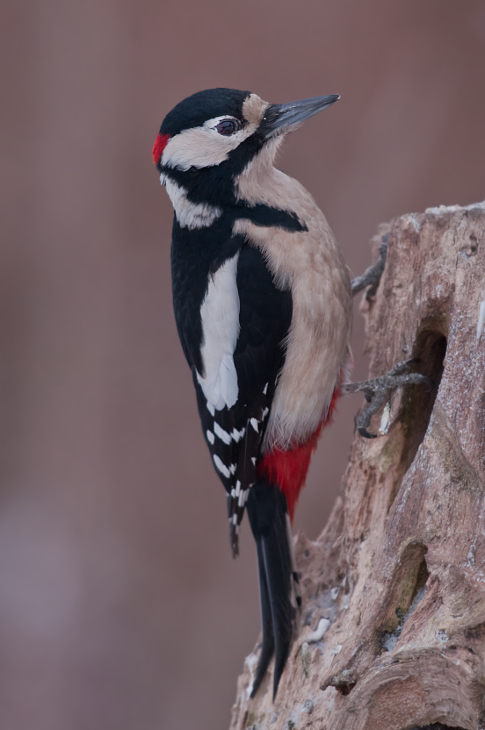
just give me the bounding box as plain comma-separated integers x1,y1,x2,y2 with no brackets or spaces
153,88,339,207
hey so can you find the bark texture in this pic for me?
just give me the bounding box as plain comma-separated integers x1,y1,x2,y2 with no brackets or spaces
230,202,485,730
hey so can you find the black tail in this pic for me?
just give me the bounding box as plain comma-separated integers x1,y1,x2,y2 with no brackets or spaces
246,479,295,700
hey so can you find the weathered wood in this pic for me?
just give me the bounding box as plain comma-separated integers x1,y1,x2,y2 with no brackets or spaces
230,202,485,730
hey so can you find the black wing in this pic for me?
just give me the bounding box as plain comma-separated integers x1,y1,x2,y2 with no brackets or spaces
194,242,292,555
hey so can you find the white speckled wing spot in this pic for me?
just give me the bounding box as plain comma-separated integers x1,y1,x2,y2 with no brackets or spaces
197,253,240,410
231,426,245,442
214,422,232,444
213,454,231,478
238,488,249,507
206,430,215,445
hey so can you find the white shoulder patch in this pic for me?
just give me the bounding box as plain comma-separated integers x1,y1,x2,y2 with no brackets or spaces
197,252,240,410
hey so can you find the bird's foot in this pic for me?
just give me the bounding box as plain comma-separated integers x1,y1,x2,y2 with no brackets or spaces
341,359,435,438
351,234,388,299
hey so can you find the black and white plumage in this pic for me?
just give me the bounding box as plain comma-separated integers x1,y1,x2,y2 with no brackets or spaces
193,240,292,555
153,88,352,698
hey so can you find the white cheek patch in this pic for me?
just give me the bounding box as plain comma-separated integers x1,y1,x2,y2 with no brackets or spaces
197,252,240,410
161,174,222,229
161,116,259,171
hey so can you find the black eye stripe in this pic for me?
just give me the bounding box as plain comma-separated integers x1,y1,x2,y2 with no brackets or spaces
216,119,239,136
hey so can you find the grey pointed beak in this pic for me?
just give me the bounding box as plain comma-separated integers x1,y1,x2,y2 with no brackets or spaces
262,94,340,139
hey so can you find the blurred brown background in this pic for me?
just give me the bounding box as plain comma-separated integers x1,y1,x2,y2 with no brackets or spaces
1,0,484,728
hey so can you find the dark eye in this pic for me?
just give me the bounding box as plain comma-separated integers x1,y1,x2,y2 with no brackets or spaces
216,119,238,136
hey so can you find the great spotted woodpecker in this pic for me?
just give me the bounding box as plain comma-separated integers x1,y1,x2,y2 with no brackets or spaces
153,88,352,699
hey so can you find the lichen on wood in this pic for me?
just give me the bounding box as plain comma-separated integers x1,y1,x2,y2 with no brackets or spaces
230,201,485,730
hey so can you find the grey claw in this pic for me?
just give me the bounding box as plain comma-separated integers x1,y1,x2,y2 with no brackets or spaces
343,360,435,439
358,426,378,439
351,240,388,298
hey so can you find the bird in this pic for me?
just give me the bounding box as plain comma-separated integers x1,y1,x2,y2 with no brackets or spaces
152,88,353,699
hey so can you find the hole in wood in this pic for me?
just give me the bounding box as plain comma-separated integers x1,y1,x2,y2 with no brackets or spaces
400,329,447,473
335,682,356,696
387,329,447,508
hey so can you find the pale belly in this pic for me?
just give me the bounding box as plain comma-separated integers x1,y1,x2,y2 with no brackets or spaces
233,215,352,451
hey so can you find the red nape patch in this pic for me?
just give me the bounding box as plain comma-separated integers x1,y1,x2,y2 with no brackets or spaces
152,133,170,164
257,387,341,522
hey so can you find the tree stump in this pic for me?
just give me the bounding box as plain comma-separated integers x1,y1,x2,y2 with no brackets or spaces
230,201,485,730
